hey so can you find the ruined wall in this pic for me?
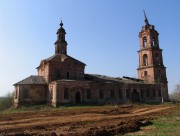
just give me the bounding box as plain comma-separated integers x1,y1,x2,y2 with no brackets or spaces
48,80,165,107
14,84,48,107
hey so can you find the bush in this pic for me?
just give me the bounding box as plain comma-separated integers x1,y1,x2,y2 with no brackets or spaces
0,92,13,111
170,84,180,103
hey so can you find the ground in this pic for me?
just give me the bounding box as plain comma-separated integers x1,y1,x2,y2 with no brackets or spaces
0,104,179,136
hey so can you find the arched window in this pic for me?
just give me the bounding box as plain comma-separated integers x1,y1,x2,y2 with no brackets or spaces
59,34,63,40
61,34,63,39
155,53,160,65
152,37,155,46
67,71,70,79
143,54,148,66
144,71,148,76
56,46,59,53
143,37,147,47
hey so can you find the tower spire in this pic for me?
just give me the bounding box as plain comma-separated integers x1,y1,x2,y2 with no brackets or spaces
60,19,63,27
143,10,150,26
55,19,67,55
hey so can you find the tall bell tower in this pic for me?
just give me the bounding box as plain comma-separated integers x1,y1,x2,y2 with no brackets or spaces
54,20,67,55
137,11,168,84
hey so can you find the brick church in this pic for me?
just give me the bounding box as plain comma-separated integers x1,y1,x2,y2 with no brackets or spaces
13,13,168,107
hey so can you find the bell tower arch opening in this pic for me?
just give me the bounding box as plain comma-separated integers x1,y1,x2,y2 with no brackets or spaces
143,54,148,66
143,37,147,47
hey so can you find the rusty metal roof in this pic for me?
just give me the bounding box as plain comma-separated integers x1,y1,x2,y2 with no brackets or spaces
46,54,86,65
14,76,47,85
85,74,144,84
37,54,86,69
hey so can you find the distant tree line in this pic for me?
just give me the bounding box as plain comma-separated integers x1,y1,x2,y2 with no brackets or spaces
169,84,180,103
0,92,13,111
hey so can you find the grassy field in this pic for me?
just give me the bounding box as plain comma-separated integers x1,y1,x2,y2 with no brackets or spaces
123,105,180,136
0,103,178,136
0,104,114,114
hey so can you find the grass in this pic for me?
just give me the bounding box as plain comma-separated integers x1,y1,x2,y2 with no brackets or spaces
0,104,114,114
0,102,175,115
123,106,180,136
0,104,55,114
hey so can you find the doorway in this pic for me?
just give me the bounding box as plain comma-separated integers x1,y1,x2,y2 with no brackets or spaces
75,91,81,103
132,89,140,102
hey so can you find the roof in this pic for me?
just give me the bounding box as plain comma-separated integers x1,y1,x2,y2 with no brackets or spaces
37,53,86,68
84,74,144,84
14,76,47,85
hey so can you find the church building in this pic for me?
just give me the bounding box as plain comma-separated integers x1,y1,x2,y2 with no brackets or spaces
13,13,169,107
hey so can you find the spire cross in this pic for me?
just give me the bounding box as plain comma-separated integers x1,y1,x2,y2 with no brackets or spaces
143,10,150,26
60,18,63,27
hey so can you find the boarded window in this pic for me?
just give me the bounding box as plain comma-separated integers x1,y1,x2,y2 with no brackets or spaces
99,89,104,99
110,89,114,98
87,89,91,99
118,89,123,99
22,89,28,99
126,89,130,99
64,88,69,99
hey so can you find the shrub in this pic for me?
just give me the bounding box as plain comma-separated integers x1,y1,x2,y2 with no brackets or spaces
0,92,13,111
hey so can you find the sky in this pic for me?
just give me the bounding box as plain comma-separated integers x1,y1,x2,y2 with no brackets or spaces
0,0,180,96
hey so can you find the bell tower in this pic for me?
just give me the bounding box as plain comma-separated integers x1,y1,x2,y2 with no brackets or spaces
137,11,168,84
54,20,67,55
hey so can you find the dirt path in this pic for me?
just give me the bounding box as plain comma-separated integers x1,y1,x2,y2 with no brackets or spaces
0,105,176,136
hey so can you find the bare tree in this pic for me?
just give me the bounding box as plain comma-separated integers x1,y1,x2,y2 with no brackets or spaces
170,84,180,103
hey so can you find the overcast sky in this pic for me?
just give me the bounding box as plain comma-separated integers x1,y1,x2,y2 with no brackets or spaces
0,0,180,96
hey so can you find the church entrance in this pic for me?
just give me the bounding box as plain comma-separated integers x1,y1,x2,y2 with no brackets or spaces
75,91,81,103
132,89,140,102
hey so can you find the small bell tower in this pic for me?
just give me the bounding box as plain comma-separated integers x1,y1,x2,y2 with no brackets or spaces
137,11,168,84
54,20,67,55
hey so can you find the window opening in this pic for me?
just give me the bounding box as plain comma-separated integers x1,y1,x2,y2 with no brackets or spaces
143,37,147,47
